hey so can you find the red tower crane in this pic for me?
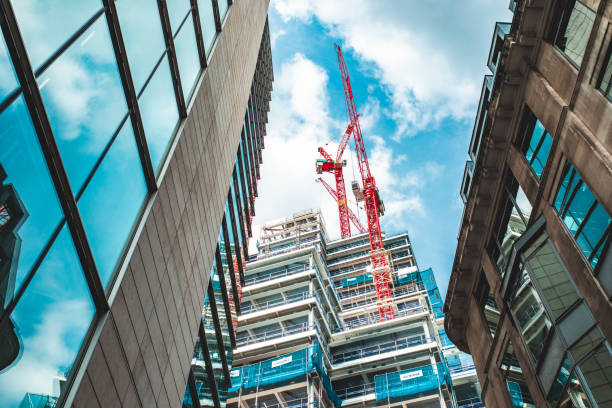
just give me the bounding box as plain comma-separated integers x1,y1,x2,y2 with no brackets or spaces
315,121,355,239
316,177,366,234
335,44,394,320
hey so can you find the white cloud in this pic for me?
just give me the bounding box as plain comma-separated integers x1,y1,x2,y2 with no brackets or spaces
271,28,287,48
272,0,511,139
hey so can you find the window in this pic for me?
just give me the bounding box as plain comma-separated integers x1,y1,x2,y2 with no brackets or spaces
199,0,218,53
598,43,612,100
488,172,532,274
500,341,534,407
549,0,596,67
475,274,499,339
554,161,611,269
519,108,553,179
174,12,201,102
217,0,229,23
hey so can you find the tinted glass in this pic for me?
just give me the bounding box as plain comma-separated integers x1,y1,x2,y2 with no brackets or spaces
578,343,612,405
38,16,127,192
0,97,64,295
174,14,201,102
0,226,95,406
217,0,229,23
116,0,166,93
10,0,102,71
571,327,605,362
525,120,545,163
599,46,612,98
199,0,217,53
166,0,191,34
527,240,579,319
77,120,147,288
552,0,595,66
0,35,19,101
138,56,179,172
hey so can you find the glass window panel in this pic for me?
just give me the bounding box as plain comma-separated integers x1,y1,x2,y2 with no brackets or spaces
38,16,128,193
0,96,64,297
116,0,166,93
0,35,19,101
509,269,552,364
217,0,229,22
198,0,217,53
138,55,180,172
555,165,575,212
558,371,592,408
571,327,605,363
566,182,596,234
578,343,612,406
77,121,147,288
166,0,191,35
552,0,596,67
0,226,95,406
580,204,611,257
548,355,573,406
525,120,546,163
174,14,201,102
10,0,102,71
599,46,612,98
527,240,580,320
532,131,552,178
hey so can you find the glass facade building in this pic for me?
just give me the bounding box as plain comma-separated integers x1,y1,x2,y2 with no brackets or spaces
449,0,612,407
0,0,273,407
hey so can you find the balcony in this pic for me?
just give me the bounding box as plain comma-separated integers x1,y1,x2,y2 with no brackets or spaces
460,161,474,204
236,322,313,347
336,382,375,400
244,263,310,286
468,75,493,163
487,22,511,75
240,291,313,314
338,305,428,332
332,334,431,364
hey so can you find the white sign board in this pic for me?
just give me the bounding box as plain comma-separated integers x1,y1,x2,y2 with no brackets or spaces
271,355,293,368
230,369,240,378
400,370,423,381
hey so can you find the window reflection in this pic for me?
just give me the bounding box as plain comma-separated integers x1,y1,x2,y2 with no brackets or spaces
115,0,166,93
10,0,102,71
0,97,64,296
550,0,595,67
165,0,191,35
77,120,147,288
0,226,95,406
138,55,180,172
500,340,534,406
199,0,218,53
599,44,612,99
217,0,229,23
577,343,612,405
38,16,128,193
520,109,553,179
0,35,19,102
174,14,201,103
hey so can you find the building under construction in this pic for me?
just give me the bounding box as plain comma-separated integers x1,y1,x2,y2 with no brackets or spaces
209,209,486,408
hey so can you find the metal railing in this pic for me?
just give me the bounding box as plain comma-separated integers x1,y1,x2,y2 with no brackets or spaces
338,305,428,332
336,382,375,400
327,250,369,266
326,239,370,254
517,302,542,327
241,292,313,314
457,397,484,407
448,363,476,374
254,237,319,260
236,322,313,347
332,334,430,364
340,283,424,304
244,263,310,286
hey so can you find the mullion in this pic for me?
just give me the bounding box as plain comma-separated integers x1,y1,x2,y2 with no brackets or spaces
102,0,157,192
157,0,187,118
187,367,203,408
190,0,208,69
573,200,598,239
529,129,548,166
246,97,260,184
232,168,249,257
211,0,222,32
240,130,255,215
0,87,20,115
0,0,107,312
198,323,221,408
243,113,258,197
563,179,583,219
206,282,231,382
558,165,576,215
236,143,253,234
226,188,245,286
215,246,236,348
590,223,611,263
221,215,240,314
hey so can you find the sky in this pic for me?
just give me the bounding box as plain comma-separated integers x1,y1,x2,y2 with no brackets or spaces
250,0,513,298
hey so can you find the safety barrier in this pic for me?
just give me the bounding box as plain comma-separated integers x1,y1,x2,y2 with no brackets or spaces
229,340,342,407
332,335,431,364
374,362,452,402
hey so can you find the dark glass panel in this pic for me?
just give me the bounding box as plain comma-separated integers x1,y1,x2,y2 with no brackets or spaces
138,55,180,172
10,0,102,71
551,0,595,66
37,16,127,192
115,0,166,93
599,45,612,98
0,97,63,296
0,226,95,406
578,343,612,405
199,0,217,53
174,14,201,102
77,121,147,288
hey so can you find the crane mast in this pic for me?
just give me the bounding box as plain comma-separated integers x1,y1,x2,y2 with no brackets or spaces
335,44,394,320
316,177,366,234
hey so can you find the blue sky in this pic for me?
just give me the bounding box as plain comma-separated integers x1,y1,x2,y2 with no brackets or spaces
252,0,513,298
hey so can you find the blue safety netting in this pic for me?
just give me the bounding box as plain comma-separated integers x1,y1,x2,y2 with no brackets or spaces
419,268,444,318
341,273,372,288
228,340,342,407
395,270,419,285
439,329,453,348
374,363,452,402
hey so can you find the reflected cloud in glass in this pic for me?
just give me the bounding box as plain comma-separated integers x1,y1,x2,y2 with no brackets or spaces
0,226,95,406
174,14,201,103
138,56,179,172
166,0,191,35
38,16,128,193
0,36,19,101
77,120,147,288
0,97,63,297
199,0,217,53
10,0,102,71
